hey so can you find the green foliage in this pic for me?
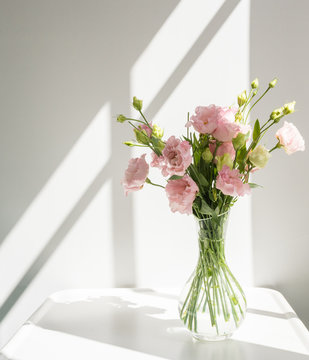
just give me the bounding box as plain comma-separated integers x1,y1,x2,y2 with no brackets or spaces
150,136,165,153
248,183,262,188
134,129,149,145
194,195,218,220
169,175,183,180
235,146,248,172
232,131,250,151
253,119,260,142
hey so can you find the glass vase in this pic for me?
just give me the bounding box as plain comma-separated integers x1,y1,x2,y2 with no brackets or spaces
178,212,246,341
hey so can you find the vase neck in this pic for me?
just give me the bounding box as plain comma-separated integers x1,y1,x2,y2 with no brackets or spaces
196,212,229,251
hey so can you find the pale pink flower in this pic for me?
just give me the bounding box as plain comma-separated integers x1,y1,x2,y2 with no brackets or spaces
165,175,199,215
158,136,192,177
216,165,250,197
276,121,305,155
122,154,149,196
209,141,236,161
212,107,241,142
150,152,163,168
220,106,238,122
239,123,252,138
138,121,152,137
186,105,221,134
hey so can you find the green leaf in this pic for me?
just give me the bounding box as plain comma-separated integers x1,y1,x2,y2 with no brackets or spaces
253,119,260,142
193,133,198,146
208,187,214,202
232,131,250,151
200,199,216,216
249,182,263,188
212,188,217,201
198,173,209,187
194,150,201,166
236,146,248,172
168,175,183,181
151,136,165,152
183,136,192,144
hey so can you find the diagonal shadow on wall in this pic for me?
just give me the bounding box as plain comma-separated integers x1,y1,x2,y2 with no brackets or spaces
0,0,240,325
145,0,241,120
0,0,180,327
0,161,113,323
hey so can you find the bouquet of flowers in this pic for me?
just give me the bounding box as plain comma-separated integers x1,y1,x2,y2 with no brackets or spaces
117,78,305,340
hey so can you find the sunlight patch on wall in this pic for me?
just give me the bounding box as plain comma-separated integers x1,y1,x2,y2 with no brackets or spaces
130,0,225,108
0,180,113,346
0,103,111,304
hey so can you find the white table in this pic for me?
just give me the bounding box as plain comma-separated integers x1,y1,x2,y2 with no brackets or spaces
0,288,309,360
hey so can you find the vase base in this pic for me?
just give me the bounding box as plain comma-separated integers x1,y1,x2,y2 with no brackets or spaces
192,333,232,342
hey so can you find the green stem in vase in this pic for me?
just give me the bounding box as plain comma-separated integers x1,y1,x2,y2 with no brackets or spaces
179,213,247,339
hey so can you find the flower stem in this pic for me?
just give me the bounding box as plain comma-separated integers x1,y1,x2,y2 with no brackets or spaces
145,178,165,189
245,86,271,121
179,216,246,337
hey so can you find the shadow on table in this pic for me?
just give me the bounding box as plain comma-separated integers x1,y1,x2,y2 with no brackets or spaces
25,292,309,360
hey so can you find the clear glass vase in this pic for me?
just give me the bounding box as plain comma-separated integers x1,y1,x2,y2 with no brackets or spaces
178,212,247,341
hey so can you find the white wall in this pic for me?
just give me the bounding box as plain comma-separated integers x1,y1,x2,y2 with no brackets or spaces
250,0,309,329
7,0,307,347
0,0,179,346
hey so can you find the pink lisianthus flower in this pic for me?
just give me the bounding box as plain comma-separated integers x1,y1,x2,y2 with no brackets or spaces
216,165,250,197
150,152,163,168
122,154,149,196
186,105,221,134
154,136,192,177
209,141,236,161
239,123,252,138
275,121,305,155
165,175,199,215
212,107,241,142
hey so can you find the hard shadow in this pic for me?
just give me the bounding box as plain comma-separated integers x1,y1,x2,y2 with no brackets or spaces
145,0,241,119
0,161,113,323
10,292,308,360
0,0,179,325
0,0,241,326
0,0,179,247
247,308,297,320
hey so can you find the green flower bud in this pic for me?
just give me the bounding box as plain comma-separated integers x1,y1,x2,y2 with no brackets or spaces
252,89,258,96
283,101,296,115
216,153,233,171
270,107,283,121
235,112,243,123
117,114,127,123
238,91,247,106
269,78,278,88
251,78,259,89
152,124,164,138
123,141,135,147
202,148,213,163
133,96,143,111
249,145,271,168
232,131,250,151
134,129,149,145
